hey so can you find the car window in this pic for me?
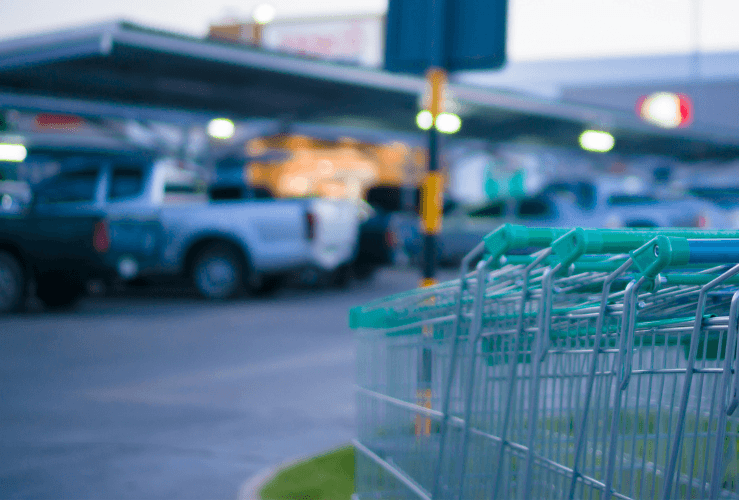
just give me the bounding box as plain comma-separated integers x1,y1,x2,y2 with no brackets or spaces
608,195,658,205
543,182,596,209
516,197,552,217
34,170,99,204
165,183,201,195
109,167,144,200
252,186,274,199
469,202,505,217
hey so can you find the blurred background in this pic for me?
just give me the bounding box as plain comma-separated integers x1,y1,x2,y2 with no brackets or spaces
2,0,739,499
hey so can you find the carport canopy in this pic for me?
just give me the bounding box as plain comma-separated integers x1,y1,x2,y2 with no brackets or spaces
0,20,738,160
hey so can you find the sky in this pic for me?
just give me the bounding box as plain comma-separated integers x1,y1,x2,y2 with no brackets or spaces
1,0,739,61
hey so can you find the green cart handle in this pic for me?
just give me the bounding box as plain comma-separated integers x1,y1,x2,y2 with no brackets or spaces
482,225,739,263
550,229,695,269
482,225,566,259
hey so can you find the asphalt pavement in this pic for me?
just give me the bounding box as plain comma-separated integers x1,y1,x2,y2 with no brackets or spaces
0,267,456,500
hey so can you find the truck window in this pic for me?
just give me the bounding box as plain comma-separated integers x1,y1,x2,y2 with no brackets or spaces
110,168,144,200
516,197,552,217
607,195,658,206
34,170,99,204
468,201,505,218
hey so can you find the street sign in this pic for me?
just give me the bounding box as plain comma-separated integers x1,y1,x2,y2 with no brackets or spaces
384,0,507,74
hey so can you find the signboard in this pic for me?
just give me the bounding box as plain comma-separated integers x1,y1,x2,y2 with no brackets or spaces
385,0,507,73
263,16,383,67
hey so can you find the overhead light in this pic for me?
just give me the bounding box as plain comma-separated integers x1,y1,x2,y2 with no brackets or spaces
435,112,462,134
207,118,235,140
252,4,276,25
579,130,614,153
416,110,433,130
637,92,693,129
0,143,27,162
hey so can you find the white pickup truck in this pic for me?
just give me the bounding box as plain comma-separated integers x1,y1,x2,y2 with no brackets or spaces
31,150,360,299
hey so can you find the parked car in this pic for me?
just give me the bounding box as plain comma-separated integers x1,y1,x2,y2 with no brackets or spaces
352,186,420,278
28,149,358,299
352,206,403,280
432,193,585,266
0,205,114,312
544,178,730,229
394,174,731,268
687,187,739,228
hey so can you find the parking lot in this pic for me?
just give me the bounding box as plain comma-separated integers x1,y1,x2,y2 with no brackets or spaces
0,268,453,500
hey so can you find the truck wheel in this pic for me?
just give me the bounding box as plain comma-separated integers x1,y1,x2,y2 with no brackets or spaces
192,244,243,300
331,264,352,288
36,274,84,310
252,275,284,296
353,262,377,282
0,251,25,313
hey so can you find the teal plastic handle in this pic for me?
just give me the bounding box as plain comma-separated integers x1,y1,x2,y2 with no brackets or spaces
601,228,739,238
483,224,567,258
551,229,671,268
482,225,739,262
631,236,691,278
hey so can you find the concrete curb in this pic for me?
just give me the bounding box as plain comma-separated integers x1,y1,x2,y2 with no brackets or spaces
236,445,351,500
236,464,278,500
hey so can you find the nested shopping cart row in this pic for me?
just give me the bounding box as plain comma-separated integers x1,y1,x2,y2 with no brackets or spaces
351,225,739,500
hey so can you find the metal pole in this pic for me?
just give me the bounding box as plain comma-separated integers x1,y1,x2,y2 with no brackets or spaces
420,69,447,287
420,0,448,287
416,70,445,439
422,126,440,285
416,0,448,448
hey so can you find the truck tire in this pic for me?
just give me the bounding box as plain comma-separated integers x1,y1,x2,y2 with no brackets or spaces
191,243,243,300
36,273,84,310
251,275,284,296
0,251,26,313
353,262,377,282
331,264,352,288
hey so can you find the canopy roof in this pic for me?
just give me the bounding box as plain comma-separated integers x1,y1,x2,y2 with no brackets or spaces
0,20,737,160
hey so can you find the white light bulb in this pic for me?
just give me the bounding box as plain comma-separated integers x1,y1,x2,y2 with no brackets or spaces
0,143,27,162
207,118,235,140
579,130,614,153
416,110,433,131
252,4,276,24
435,112,462,134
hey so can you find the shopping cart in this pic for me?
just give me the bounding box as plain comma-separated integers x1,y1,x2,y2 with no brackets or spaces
351,224,739,500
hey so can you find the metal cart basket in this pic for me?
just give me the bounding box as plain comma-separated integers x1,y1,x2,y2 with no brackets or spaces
351,225,739,500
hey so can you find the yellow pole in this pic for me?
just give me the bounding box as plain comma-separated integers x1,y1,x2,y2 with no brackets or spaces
416,68,447,436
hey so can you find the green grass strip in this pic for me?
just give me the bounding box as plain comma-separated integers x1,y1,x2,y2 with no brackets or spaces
259,446,355,500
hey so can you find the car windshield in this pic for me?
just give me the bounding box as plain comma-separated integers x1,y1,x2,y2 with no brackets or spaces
543,181,596,209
